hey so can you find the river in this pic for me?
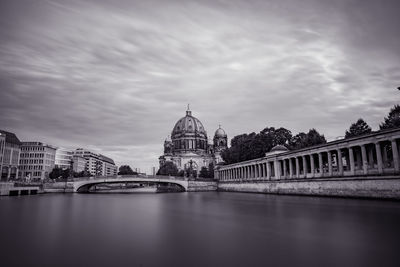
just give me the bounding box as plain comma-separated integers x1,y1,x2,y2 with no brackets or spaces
0,192,399,267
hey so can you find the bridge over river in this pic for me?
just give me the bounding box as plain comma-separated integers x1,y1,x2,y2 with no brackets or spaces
73,176,190,192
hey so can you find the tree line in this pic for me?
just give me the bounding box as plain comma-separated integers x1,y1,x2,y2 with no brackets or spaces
157,161,215,179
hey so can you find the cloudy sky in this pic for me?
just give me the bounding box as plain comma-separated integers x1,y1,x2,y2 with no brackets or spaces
0,0,399,173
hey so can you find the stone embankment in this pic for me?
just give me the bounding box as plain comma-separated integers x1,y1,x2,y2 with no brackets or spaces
217,176,400,199
187,180,218,192
0,182,41,196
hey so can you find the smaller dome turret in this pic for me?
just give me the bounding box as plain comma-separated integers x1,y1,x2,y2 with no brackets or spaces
214,125,227,138
213,125,228,153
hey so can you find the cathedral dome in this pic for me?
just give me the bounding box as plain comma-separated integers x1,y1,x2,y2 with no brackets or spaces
171,109,207,139
214,126,227,138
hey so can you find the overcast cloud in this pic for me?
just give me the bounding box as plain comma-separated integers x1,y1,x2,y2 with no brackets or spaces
0,0,399,173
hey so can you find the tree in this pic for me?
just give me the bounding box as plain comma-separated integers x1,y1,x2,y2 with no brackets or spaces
288,128,326,150
73,170,91,178
199,167,208,178
345,118,372,138
380,105,400,130
157,161,179,176
222,127,293,164
118,165,137,175
208,162,214,179
49,167,70,180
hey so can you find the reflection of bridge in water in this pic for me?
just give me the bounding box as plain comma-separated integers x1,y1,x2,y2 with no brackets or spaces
73,176,189,193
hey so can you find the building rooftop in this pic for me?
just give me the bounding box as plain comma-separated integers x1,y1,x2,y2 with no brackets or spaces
0,129,21,145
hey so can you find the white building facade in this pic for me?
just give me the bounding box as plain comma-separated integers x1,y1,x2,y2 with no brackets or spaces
19,142,56,181
72,148,117,177
0,130,22,181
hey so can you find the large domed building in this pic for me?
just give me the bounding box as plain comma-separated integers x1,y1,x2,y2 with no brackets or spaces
159,108,228,177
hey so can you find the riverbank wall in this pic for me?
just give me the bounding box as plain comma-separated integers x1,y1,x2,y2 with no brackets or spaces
0,182,42,196
187,180,218,192
42,182,74,193
217,176,400,199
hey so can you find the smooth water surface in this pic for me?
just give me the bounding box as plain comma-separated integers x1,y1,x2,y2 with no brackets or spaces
1,192,399,267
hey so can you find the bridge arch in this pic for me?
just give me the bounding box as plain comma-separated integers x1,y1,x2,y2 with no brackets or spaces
73,177,188,193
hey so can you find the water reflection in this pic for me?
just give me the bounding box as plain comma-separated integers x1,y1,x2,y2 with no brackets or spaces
0,193,399,266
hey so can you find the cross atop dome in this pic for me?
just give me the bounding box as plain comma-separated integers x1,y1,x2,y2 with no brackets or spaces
186,104,192,116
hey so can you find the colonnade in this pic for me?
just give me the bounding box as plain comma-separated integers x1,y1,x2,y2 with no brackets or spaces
216,129,400,181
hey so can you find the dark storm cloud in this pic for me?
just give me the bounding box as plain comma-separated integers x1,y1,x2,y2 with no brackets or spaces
0,0,399,172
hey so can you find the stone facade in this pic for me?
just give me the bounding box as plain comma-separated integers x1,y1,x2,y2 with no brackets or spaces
19,142,57,181
0,130,21,181
216,128,400,181
159,108,227,176
215,128,400,199
72,148,117,176
217,176,400,199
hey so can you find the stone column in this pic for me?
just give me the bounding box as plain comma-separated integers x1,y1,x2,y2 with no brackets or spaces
318,152,324,176
318,153,323,176
375,142,383,174
256,164,259,178
302,156,308,177
289,158,294,179
7,166,11,180
274,160,280,179
310,154,315,178
327,151,333,176
349,147,355,176
361,145,368,175
266,162,271,180
283,159,287,179
337,149,343,176
295,157,300,178
355,149,362,171
263,163,266,178
368,147,374,168
391,139,399,172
